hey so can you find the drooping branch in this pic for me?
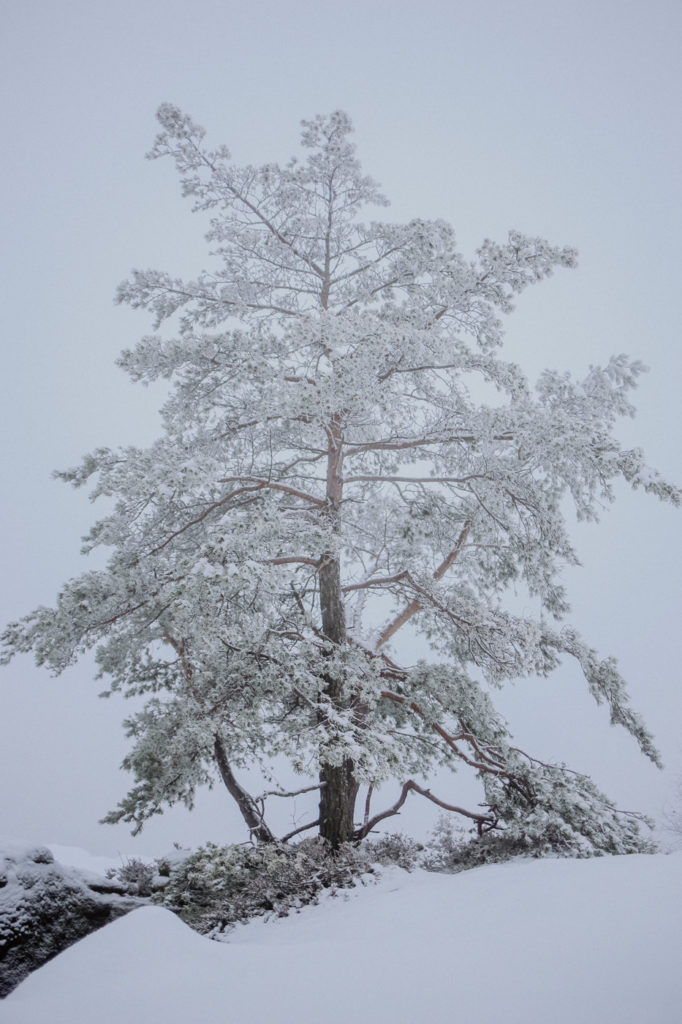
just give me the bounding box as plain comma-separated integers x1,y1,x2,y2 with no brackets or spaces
379,688,510,778
161,633,277,843
354,780,497,841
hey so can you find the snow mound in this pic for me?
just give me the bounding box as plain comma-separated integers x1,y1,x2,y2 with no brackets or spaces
2,853,681,1024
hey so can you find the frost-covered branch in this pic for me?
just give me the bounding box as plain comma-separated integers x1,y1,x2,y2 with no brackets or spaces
376,522,471,647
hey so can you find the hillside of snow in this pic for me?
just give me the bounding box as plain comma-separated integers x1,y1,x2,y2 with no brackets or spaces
2,850,680,1024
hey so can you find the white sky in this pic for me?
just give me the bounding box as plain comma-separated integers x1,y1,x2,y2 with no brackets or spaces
1,0,680,854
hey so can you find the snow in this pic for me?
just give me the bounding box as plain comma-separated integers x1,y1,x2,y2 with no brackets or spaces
45,844,141,876
2,851,680,1024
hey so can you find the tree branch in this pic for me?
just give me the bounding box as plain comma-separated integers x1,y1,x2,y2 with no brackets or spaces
259,783,325,799
344,475,487,485
363,782,375,828
344,436,513,457
265,555,321,568
213,736,276,844
354,780,496,840
343,570,409,594
216,476,326,508
379,688,509,778
279,819,321,843
192,142,326,280
376,521,471,647
147,485,263,554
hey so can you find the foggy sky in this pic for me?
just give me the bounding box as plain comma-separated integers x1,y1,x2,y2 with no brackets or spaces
1,0,680,854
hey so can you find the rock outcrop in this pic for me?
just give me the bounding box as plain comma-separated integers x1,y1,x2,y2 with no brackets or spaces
0,839,142,997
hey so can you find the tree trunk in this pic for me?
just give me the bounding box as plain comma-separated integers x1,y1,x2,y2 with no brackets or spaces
316,416,359,847
319,759,360,847
317,553,359,846
213,736,275,844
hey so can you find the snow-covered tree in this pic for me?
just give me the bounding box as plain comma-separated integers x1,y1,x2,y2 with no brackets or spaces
2,108,677,851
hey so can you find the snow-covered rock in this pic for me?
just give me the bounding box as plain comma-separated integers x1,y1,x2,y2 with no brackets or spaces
0,838,142,997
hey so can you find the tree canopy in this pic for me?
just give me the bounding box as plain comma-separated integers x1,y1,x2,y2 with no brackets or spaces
2,107,677,852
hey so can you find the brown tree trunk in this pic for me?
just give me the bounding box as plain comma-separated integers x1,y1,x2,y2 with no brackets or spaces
317,417,359,847
213,735,275,844
318,554,359,846
319,759,360,847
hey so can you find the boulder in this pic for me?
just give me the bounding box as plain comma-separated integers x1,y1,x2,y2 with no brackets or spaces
0,839,143,997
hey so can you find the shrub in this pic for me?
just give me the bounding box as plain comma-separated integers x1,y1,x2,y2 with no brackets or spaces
155,839,378,934
421,810,655,874
366,833,422,871
105,857,156,897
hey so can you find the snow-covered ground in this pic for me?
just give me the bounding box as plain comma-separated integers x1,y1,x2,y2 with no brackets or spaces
2,850,680,1024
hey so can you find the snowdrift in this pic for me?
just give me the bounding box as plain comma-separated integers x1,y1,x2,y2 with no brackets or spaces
2,852,680,1024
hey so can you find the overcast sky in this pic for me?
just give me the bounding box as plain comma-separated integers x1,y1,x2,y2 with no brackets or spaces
1,0,680,855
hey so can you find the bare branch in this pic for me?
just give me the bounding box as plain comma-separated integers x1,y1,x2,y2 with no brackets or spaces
279,819,321,843
432,523,473,581
375,598,422,649
355,779,496,840
343,570,408,594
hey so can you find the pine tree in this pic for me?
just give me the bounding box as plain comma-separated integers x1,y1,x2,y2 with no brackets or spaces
2,108,677,852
